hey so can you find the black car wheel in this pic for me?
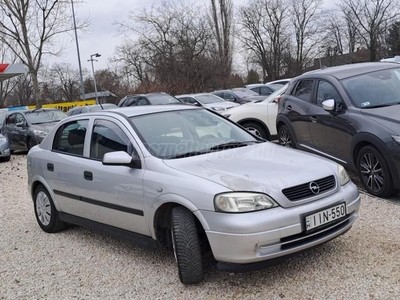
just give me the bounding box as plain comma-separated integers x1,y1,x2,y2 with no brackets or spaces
357,146,394,197
242,122,268,140
278,125,295,148
171,206,204,284
33,185,66,233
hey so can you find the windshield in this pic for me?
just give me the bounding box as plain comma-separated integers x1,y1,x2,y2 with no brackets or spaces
130,109,257,159
25,110,67,124
342,68,400,108
147,94,181,105
232,88,259,98
196,94,225,104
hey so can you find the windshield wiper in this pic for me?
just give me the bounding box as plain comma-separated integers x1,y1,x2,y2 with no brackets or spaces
208,141,260,151
364,102,400,109
167,150,208,159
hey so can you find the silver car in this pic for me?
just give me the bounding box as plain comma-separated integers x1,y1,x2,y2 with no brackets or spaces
0,133,10,161
27,105,360,284
176,93,239,112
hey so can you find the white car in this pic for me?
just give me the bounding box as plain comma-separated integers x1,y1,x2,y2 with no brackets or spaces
223,85,288,140
176,93,239,112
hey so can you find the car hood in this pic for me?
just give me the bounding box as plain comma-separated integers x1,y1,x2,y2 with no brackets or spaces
202,102,239,109
242,95,268,101
31,122,59,132
361,105,400,134
163,143,338,207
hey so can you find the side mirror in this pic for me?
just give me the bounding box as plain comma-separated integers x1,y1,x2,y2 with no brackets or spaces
194,101,201,106
322,99,335,111
102,151,141,169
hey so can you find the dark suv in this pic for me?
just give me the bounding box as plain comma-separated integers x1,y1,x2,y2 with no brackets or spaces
276,62,400,197
117,92,181,107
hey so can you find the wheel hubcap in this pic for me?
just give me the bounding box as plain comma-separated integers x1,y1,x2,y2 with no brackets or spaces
36,191,51,226
360,153,384,192
246,127,262,138
279,129,292,148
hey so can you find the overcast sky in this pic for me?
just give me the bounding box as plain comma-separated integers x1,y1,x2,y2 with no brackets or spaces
54,0,248,72
54,0,336,73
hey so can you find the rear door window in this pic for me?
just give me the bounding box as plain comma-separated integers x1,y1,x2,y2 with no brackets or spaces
52,120,89,156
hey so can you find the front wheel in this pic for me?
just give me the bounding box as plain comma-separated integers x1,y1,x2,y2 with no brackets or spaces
357,146,394,197
242,122,269,140
171,206,204,284
33,185,66,233
278,125,295,148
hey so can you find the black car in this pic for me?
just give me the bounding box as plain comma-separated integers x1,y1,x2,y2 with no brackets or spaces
118,92,181,107
1,108,67,151
213,88,267,104
276,62,400,197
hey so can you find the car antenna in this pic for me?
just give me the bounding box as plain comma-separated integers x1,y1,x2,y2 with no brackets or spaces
99,101,104,110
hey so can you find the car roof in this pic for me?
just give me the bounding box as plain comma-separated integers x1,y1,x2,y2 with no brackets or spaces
87,104,198,118
245,84,265,88
213,90,231,93
300,62,400,80
176,93,213,98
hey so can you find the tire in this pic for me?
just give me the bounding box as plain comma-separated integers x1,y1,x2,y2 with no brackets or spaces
171,206,204,284
357,145,394,197
278,124,295,148
33,185,66,233
0,155,11,162
242,121,269,140
27,138,36,151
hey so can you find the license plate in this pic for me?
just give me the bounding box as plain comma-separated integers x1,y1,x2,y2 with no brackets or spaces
305,203,346,231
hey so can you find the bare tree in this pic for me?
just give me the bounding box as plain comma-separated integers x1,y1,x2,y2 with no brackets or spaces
340,0,400,61
0,0,87,108
290,0,324,73
210,0,233,86
237,0,288,81
49,63,82,102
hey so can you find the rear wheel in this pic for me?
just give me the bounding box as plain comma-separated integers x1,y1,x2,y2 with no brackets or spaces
242,121,268,140
34,185,66,233
357,146,394,197
278,125,295,148
171,206,204,284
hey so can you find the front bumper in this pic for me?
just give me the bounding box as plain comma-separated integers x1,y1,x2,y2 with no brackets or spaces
199,182,360,266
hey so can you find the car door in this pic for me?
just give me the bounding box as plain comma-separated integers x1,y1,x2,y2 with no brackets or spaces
3,114,16,148
308,80,352,162
78,117,148,236
14,113,29,148
282,79,314,145
44,119,90,214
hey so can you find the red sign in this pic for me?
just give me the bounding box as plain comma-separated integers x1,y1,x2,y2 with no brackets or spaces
0,64,10,73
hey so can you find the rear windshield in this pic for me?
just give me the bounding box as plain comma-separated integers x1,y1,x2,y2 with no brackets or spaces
342,67,400,108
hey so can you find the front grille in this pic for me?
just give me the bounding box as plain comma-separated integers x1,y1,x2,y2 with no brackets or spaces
282,175,336,201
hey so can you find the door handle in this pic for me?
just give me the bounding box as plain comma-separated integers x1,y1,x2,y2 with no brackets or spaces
286,105,292,111
84,171,93,181
47,163,54,172
310,116,317,123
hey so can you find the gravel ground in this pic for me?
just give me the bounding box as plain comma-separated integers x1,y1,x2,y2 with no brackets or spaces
0,154,399,300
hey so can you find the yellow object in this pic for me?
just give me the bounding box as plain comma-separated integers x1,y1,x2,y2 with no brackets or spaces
28,100,96,112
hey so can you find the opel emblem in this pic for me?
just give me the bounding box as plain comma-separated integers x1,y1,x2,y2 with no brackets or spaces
309,182,320,194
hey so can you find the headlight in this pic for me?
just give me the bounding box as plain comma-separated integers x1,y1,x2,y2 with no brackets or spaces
33,129,49,137
214,192,278,213
338,164,350,186
211,107,225,111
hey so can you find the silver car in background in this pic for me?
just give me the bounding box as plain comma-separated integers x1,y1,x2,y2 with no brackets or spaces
27,105,360,284
0,133,10,161
176,93,239,112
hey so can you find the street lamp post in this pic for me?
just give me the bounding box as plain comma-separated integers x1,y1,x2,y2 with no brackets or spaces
88,53,101,104
71,0,85,100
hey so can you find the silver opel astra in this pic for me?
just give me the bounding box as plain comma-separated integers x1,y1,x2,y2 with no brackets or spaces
27,105,360,284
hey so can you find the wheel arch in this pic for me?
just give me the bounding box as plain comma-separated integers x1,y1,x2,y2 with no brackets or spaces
237,118,271,139
151,195,210,246
30,176,62,211
276,115,298,145
351,133,400,186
